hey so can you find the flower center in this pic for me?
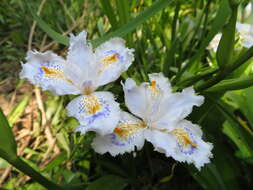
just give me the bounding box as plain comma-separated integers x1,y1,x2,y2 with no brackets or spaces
170,128,197,147
83,95,101,114
114,122,146,139
82,81,94,95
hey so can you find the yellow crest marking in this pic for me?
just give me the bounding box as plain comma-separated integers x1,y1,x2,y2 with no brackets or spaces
98,53,120,74
114,122,146,139
41,66,74,85
101,53,120,63
41,66,60,77
149,80,160,95
171,128,197,147
83,95,101,114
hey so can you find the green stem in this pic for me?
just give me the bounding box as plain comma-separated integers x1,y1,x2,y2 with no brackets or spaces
171,2,180,43
195,46,253,91
176,67,218,88
8,156,64,190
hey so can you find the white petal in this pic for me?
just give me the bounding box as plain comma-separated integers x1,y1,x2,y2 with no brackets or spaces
122,77,171,123
208,33,222,52
155,87,204,126
67,31,94,68
241,37,253,48
94,38,134,87
144,129,175,155
167,120,213,170
148,73,172,94
122,78,149,119
236,22,253,48
66,91,120,135
146,120,212,170
20,51,80,95
236,22,252,34
91,111,145,156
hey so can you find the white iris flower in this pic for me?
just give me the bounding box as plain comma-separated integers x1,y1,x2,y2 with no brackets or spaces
236,22,253,48
92,73,213,169
20,31,134,135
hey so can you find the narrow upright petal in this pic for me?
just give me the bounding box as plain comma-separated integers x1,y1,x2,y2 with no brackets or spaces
92,111,146,156
148,73,172,94
122,78,149,119
123,75,174,123
94,38,134,87
66,91,120,135
67,31,94,68
20,51,80,95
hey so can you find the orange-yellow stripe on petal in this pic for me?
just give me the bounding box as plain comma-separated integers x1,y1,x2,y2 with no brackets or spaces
171,128,197,147
98,53,120,74
114,122,146,139
83,95,102,114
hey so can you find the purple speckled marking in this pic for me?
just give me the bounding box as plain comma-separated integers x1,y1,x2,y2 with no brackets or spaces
77,97,111,125
33,60,62,83
34,67,44,82
177,128,197,155
110,134,126,146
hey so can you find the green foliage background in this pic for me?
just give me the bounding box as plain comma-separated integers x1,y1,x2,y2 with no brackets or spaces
1,0,253,189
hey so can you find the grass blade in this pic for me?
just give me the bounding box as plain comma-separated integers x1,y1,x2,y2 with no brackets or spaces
26,1,69,46
91,0,172,47
99,0,118,30
207,74,253,92
0,108,17,160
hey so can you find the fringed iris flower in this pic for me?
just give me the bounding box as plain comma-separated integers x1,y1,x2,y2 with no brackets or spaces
20,31,134,135
92,73,213,169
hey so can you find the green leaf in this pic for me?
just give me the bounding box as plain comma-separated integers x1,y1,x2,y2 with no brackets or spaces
8,95,29,126
175,0,231,82
0,108,17,160
190,164,227,190
91,0,172,47
41,152,67,172
207,74,253,92
225,87,253,135
115,0,130,26
26,1,69,46
216,3,238,68
199,0,231,57
86,175,128,190
214,99,253,163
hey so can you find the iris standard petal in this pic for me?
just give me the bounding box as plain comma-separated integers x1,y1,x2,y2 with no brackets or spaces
148,73,172,94
94,38,134,87
67,31,94,68
20,51,80,95
123,75,172,123
91,111,146,156
66,91,120,135
122,78,149,119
